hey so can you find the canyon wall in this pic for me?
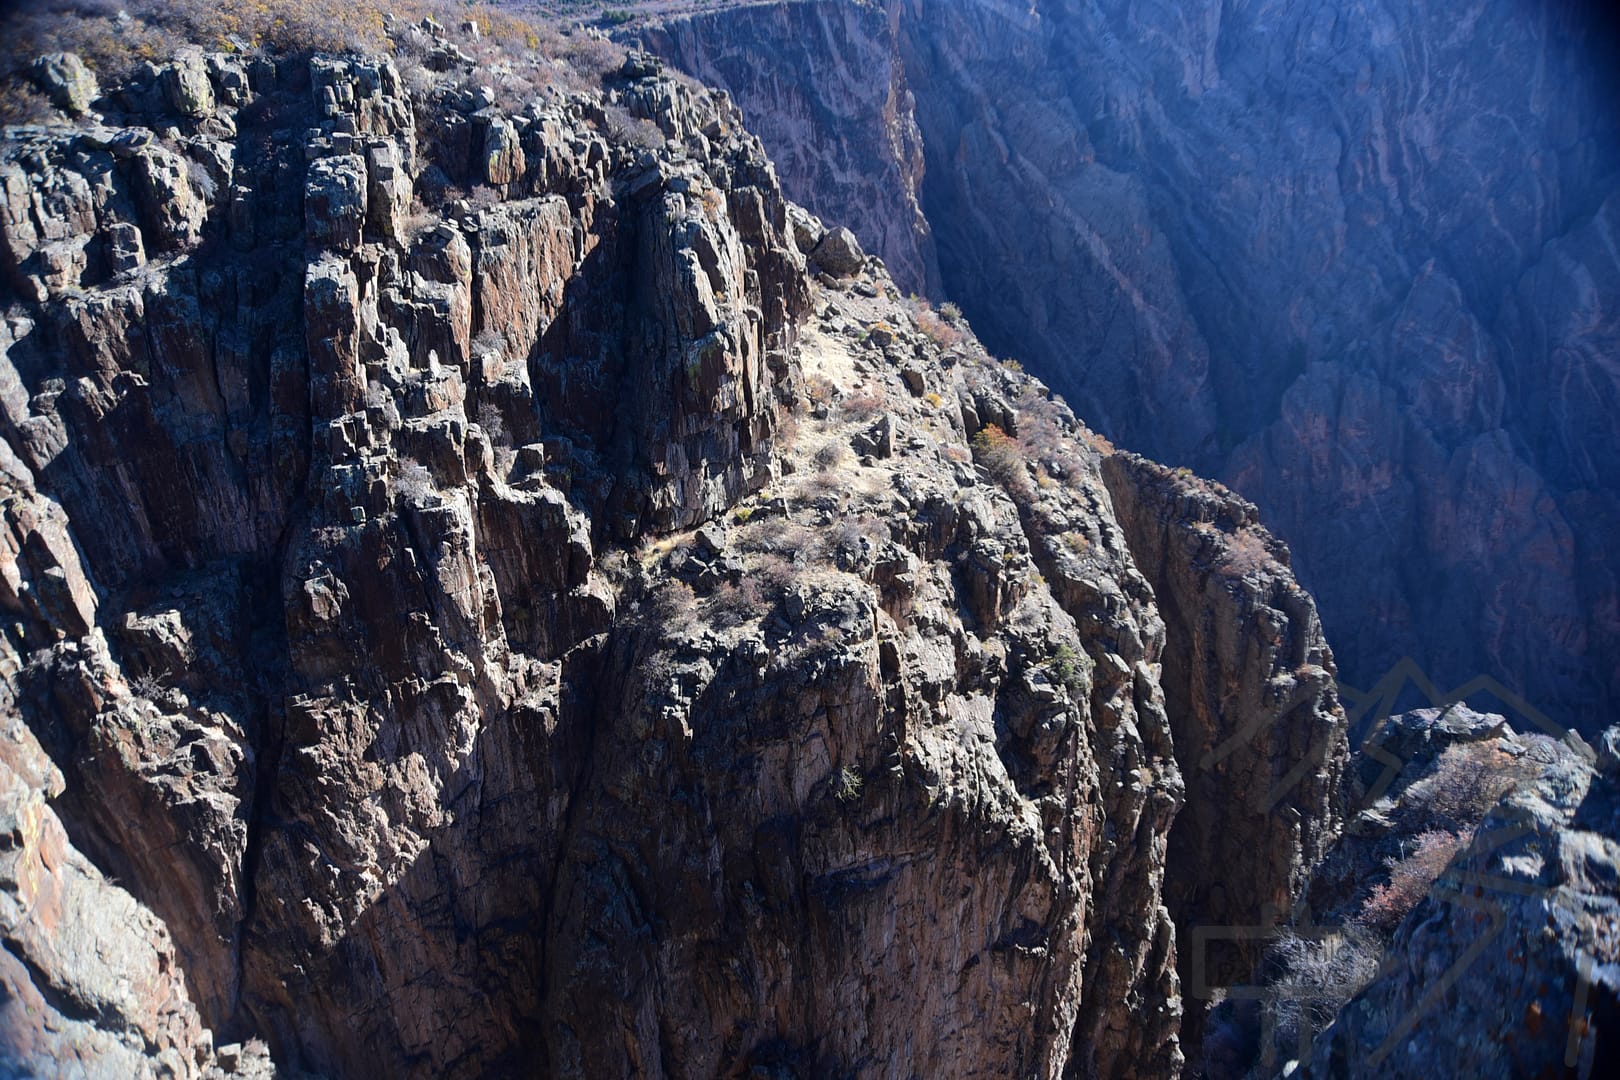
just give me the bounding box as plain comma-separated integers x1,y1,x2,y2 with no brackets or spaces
0,29,1348,1077
639,0,1620,735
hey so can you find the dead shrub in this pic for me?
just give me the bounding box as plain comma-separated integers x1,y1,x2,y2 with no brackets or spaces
561,33,625,81
814,441,850,471
751,552,798,592
1222,528,1274,575
475,400,508,445
707,576,767,629
646,578,698,634
916,306,965,348
971,424,1033,502
391,457,435,504
600,104,663,150
1259,926,1381,1064
739,517,818,560
1079,427,1115,454
803,375,836,412
1409,741,1529,830
840,389,886,421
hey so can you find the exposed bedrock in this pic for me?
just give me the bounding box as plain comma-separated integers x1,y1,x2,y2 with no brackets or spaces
638,0,1620,735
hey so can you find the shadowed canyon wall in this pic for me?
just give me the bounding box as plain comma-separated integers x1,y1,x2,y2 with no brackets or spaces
641,0,1620,734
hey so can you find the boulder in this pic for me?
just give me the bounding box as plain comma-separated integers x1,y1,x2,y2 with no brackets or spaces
811,225,865,276
31,53,98,114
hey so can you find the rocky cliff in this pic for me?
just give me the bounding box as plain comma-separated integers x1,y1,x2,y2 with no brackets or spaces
1301,712,1620,1080
633,0,1620,737
0,16,1353,1078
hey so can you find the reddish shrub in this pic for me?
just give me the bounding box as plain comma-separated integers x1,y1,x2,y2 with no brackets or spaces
1359,830,1466,932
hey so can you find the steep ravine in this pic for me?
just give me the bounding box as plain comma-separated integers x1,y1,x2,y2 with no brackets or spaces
0,28,1348,1078
637,0,1620,736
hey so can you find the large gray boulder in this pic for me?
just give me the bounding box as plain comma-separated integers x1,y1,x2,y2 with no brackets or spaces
1304,728,1618,1078
32,52,98,115
811,225,866,276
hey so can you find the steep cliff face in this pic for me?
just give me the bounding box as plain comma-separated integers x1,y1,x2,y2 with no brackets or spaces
0,22,1350,1078
637,0,1620,735
642,0,938,297
1101,453,1348,1048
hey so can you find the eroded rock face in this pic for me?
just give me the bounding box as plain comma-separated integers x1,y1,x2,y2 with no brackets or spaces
637,0,1620,736
3,27,1344,1080
642,0,939,296
1102,452,1349,1047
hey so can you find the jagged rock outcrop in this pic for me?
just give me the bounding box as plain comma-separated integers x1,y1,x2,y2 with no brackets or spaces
634,0,1620,737
1304,723,1620,1079
1,18,1345,1080
642,0,939,297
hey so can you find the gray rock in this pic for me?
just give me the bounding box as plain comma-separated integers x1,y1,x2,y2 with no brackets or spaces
482,115,525,186
640,0,1620,737
105,221,145,273
304,154,368,251
162,50,215,116
1304,731,1617,1079
811,225,865,277
32,52,98,114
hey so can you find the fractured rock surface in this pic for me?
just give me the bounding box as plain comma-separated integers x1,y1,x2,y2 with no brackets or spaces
635,0,1620,736
1,23,1345,1080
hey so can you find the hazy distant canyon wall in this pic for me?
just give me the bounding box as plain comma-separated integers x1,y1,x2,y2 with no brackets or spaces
643,0,1620,733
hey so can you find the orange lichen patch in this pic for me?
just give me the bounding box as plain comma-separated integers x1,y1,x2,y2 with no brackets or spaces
1524,999,1545,1036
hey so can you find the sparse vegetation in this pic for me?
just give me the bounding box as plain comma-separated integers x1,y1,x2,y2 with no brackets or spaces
833,764,864,803
814,441,851,471
1409,741,1530,830
473,327,509,358
803,375,836,412
1047,644,1087,698
1358,829,1466,932
1259,926,1380,1062
971,424,1033,501
1222,528,1273,575
476,401,508,445
646,578,698,633
914,304,965,348
127,671,167,698
707,576,765,628
840,389,886,421
601,104,665,150
1078,428,1115,454
391,458,435,503
2,0,616,112
1061,531,1091,555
